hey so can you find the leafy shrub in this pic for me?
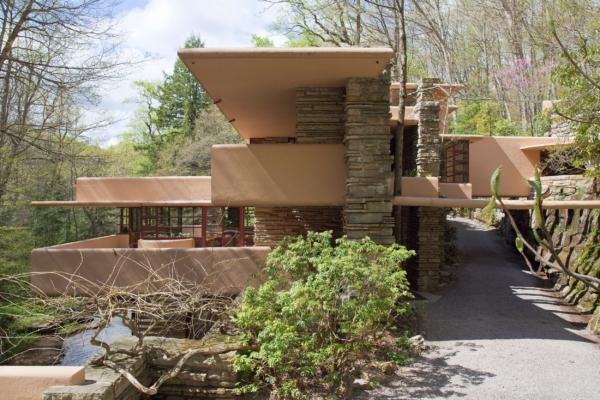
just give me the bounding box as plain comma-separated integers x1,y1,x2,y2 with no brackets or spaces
233,231,414,398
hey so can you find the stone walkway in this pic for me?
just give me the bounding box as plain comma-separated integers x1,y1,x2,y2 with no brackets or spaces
359,217,600,400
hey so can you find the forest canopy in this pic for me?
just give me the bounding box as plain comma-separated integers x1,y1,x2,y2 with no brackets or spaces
1,0,599,248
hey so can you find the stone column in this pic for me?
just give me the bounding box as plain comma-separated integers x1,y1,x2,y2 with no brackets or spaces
415,78,446,291
343,74,395,245
416,78,442,176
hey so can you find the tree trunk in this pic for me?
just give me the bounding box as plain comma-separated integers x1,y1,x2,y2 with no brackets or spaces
393,0,407,244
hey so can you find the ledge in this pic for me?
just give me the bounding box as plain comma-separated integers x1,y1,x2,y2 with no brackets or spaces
393,196,600,209
0,366,85,400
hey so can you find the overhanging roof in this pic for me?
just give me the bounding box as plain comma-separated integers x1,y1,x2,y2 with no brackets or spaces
178,47,393,140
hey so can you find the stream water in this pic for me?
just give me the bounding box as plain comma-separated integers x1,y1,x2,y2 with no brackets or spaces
60,318,131,366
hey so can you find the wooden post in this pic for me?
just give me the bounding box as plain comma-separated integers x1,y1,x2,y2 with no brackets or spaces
201,208,207,247
221,207,225,247
239,207,246,247
119,208,124,233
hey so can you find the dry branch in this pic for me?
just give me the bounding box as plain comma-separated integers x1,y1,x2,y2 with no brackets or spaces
0,257,241,394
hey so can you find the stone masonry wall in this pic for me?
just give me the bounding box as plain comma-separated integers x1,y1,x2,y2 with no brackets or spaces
414,78,446,291
296,87,345,143
343,76,395,245
416,207,446,290
253,207,343,247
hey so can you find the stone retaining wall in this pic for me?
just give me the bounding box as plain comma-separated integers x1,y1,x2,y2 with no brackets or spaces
502,175,599,333
541,175,598,201
43,332,245,400
540,175,599,329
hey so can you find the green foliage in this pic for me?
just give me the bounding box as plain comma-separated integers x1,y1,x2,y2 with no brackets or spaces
386,335,415,367
153,105,241,176
451,101,523,136
551,17,600,177
284,31,321,47
531,113,552,136
0,227,33,296
251,34,275,47
530,168,544,230
515,237,524,254
234,231,414,398
0,227,43,363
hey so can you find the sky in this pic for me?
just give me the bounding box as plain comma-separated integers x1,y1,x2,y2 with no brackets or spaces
88,0,286,147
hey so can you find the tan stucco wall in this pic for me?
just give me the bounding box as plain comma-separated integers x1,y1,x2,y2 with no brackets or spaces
49,234,130,249
138,238,195,249
439,183,472,199
31,247,269,297
468,137,563,197
400,177,440,197
211,144,346,207
0,366,84,400
75,177,211,202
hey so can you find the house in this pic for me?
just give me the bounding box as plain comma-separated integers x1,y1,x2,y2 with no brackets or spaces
31,47,588,295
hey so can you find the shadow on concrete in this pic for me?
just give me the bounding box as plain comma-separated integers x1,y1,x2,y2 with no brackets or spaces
422,218,595,343
355,217,599,400
356,344,495,399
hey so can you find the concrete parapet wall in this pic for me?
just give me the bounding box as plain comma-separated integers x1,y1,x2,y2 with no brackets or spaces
211,144,346,207
401,177,439,198
439,182,472,199
32,247,269,297
48,234,130,249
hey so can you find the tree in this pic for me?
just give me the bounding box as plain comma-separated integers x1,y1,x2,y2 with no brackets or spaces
157,34,209,136
154,105,241,176
126,34,213,175
0,0,126,201
549,8,600,176
251,34,275,47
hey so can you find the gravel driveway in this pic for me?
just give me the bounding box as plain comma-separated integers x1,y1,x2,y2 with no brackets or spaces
358,217,600,400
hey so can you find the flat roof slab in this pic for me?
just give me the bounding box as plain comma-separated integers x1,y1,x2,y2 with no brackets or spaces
178,47,393,140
